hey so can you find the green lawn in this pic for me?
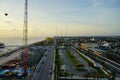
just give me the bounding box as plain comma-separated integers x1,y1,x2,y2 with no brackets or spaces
73,48,94,67
66,50,85,71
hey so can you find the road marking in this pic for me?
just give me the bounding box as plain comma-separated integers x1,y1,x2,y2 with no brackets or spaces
41,50,53,80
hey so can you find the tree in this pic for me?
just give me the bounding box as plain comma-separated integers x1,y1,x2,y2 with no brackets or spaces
45,37,53,45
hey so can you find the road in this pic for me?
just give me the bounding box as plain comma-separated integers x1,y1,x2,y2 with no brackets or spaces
0,50,22,65
31,46,54,80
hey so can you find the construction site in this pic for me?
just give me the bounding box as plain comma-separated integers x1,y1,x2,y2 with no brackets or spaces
0,0,33,79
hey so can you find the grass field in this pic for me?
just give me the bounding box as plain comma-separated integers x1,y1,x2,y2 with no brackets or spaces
66,50,86,71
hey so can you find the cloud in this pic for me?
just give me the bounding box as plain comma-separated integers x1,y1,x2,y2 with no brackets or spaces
3,20,12,25
11,28,18,33
91,0,102,7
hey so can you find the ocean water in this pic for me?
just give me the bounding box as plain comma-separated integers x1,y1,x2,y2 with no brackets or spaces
0,37,45,46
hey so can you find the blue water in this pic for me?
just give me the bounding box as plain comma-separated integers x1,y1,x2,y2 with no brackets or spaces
0,37,45,46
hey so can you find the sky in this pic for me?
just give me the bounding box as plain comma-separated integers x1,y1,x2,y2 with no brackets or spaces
0,0,120,38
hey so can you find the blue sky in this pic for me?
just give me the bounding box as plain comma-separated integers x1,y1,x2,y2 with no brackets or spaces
0,0,120,37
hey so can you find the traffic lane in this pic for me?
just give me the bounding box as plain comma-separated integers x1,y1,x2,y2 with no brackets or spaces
40,48,54,80
31,48,50,80
49,49,54,80
42,56,53,80
36,48,54,80
31,56,45,80
32,56,48,80
31,47,54,80
48,47,54,80
35,55,50,80
46,48,54,80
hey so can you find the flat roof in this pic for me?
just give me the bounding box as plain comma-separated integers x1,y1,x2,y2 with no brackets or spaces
89,48,106,52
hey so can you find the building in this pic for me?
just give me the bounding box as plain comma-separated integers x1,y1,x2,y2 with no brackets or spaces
80,43,88,51
89,48,106,56
0,43,5,49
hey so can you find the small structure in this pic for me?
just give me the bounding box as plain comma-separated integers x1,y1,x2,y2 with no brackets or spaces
80,43,88,51
61,65,66,71
0,43,5,49
89,48,106,56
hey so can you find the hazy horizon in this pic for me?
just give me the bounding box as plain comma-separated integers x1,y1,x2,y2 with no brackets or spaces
0,0,120,38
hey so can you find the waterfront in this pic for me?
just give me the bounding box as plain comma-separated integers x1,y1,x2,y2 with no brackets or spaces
0,37,45,46
0,37,45,55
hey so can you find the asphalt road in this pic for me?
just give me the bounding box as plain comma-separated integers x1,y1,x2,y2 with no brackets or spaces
31,47,54,80
0,50,22,65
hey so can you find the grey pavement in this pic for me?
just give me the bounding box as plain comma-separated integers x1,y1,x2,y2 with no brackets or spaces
59,49,87,76
0,50,22,65
31,47,54,80
70,49,95,73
